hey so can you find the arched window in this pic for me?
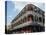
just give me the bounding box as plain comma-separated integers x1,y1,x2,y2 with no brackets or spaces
28,14,33,21
39,17,42,22
35,15,38,22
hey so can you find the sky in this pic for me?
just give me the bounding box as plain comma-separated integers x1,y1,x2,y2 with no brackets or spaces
7,1,45,25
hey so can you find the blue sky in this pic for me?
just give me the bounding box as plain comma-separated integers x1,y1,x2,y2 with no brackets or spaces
7,1,45,25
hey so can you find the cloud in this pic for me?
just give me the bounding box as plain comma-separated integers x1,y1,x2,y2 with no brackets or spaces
13,1,45,11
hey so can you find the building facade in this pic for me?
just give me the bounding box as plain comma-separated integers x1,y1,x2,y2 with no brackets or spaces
7,4,45,34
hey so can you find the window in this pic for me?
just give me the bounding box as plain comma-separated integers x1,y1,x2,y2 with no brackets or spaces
28,14,33,21
43,18,45,23
28,6,33,11
19,20,22,24
38,9,40,14
23,19,24,23
34,9,37,12
21,19,23,23
38,9,42,14
24,17,26,22
34,6,37,12
35,16,38,22
39,17,42,22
